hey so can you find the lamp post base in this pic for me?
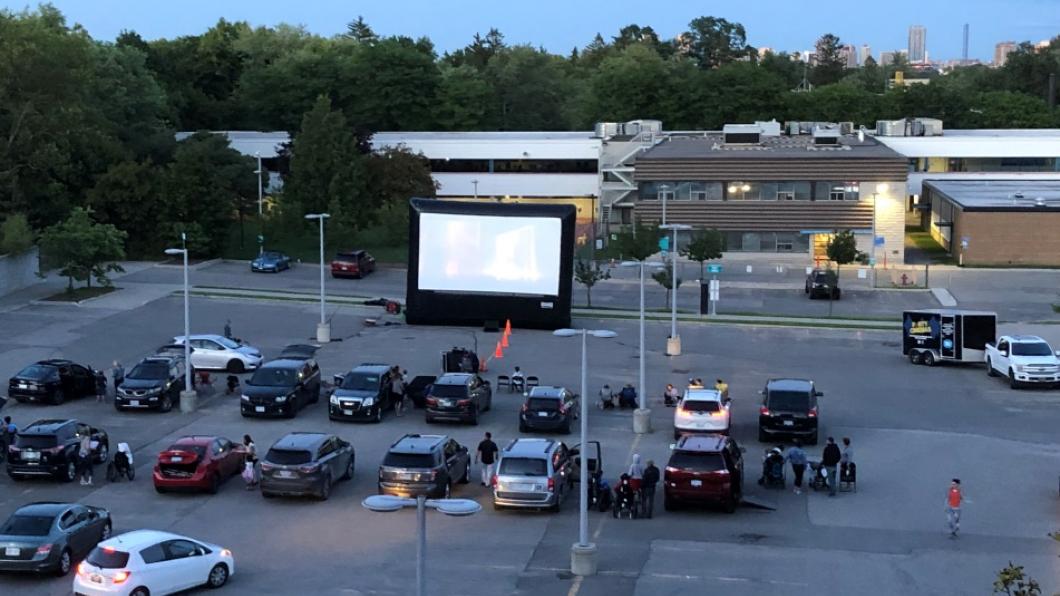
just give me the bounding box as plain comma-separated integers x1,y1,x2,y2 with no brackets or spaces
633,408,652,434
570,542,598,576
179,390,198,414
316,322,331,343
666,335,682,356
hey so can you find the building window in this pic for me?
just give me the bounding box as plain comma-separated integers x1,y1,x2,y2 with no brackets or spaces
815,181,860,201
658,188,675,201
721,231,809,252
725,182,759,200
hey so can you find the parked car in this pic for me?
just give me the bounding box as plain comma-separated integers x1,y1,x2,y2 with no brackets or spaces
260,432,355,500
519,386,578,434
115,355,189,413
250,251,292,273
492,438,587,512
424,373,492,425
377,434,470,499
173,335,262,373
0,502,112,576
663,434,744,513
330,250,375,279
330,363,399,422
673,388,730,440
805,268,840,300
757,379,821,444
73,529,234,595
240,350,320,418
7,419,109,482
985,335,1060,388
152,436,246,495
8,360,105,405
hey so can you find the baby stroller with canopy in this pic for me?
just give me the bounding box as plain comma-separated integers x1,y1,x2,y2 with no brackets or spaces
758,447,785,489
106,442,135,481
612,474,639,519
808,460,829,492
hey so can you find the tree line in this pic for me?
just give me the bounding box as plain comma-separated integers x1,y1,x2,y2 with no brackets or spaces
1,5,1057,280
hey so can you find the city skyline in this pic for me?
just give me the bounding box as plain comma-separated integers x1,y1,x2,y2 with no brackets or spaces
1,0,1056,62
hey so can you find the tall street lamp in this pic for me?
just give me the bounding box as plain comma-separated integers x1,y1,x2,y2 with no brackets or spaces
471,179,479,200
621,260,664,434
553,327,616,576
362,495,480,596
304,213,331,342
660,224,691,356
164,240,197,413
255,152,264,255
659,184,671,226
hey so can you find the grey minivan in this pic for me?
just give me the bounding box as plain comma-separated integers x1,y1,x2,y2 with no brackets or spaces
259,432,355,500
493,438,597,512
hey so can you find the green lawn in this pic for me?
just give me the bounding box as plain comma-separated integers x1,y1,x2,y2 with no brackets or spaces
905,231,955,264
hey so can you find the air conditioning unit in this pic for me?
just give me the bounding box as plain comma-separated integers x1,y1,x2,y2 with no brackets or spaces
812,126,841,145
839,122,854,135
723,124,761,144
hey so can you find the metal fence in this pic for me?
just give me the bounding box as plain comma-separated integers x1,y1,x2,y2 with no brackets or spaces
872,264,932,289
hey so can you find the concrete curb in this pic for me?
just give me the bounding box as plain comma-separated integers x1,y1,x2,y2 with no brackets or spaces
930,288,958,307
29,287,123,307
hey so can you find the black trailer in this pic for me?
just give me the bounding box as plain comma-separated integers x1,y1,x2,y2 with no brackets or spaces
902,309,997,366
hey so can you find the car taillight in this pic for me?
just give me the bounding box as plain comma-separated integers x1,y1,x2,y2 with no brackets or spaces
710,468,731,476
77,562,87,576
36,544,53,555
808,407,818,418
113,570,130,584
299,463,320,473
261,463,275,472
425,397,438,406
558,405,567,414
490,474,498,487
547,477,555,492
759,406,771,416
221,549,232,558
44,445,64,454
456,399,472,406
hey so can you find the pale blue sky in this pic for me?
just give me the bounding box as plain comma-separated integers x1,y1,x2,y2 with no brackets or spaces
4,0,1057,61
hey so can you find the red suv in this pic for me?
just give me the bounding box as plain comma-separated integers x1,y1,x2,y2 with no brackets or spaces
663,434,743,513
152,435,246,494
330,250,375,279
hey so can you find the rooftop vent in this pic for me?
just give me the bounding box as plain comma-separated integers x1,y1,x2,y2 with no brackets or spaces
812,126,841,145
1035,197,1046,207
723,124,761,145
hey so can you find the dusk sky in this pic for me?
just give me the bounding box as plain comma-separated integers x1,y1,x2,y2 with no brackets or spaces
3,0,1057,62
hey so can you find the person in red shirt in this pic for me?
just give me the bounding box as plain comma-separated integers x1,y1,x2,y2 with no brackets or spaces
946,478,963,537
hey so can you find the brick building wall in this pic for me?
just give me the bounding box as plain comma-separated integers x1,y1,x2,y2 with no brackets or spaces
953,211,1060,266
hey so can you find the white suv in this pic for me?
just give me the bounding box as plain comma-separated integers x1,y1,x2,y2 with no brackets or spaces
673,388,730,440
173,335,262,373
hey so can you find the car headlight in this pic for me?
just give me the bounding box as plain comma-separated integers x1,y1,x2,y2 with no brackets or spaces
363,398,375,407
274,395,287,403
329,395,339,405
241,394,250,401
1015,365,1025,372
145,387,162,395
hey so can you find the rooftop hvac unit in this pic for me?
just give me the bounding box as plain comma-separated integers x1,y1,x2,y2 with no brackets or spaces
593,122,620,138
906,119,926,137
915,118,944,136
786,121,801,136
876,119,906,136
626,119,663,134
812,126,841,145
839,122,854,135
723,124,761,144
755,120,782,137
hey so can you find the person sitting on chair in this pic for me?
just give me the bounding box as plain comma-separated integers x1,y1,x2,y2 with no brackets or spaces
618,384,637,409
511,366,525,392
598,384,614,409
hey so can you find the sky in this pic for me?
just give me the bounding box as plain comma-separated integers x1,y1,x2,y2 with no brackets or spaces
3,0,1058,62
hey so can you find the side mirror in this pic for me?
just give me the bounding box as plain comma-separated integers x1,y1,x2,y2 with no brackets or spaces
815,391,824,397
333,374,344,386
1000,351,1008,357
758,390,765,396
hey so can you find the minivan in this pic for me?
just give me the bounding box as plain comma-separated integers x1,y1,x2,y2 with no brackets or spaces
492,438,596,512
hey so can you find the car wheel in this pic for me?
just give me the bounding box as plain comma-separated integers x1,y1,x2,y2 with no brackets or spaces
160,395,173,413
986,358,998,377
55,548,72,576
724,496,738,514
550,496,561,513
425,416,435,424
207,563,229,589
96,442,109,464
130,588,150,596
469,405,479,426
443,481,452,499
155,485,167,494
262,491,275,498
226,359,245,374
674,430,682,441
909,351,922,365
318,475,332,501
923,351,935,366
63,461,77,482
833,289,841,300
100,522,112,541
664,495,676,511
374,406,382,423
563,421,572,435
1009,370,1021,389
8,473,23,482
52,389,65,405
207,473,221,495
519,422,528,433
758,429,768,443
493,502,504,511
340,456,355,481
809,432,819,446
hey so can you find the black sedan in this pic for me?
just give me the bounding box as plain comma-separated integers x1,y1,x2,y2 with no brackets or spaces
0,502,112,576
251,251,292,272
8,360,105,405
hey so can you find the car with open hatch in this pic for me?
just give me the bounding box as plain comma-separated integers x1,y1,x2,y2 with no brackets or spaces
7,420,109,482
8,360,105,405
153,436,246,495
0,502,112,576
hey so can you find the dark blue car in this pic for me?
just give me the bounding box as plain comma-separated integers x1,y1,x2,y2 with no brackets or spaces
251,251,292,273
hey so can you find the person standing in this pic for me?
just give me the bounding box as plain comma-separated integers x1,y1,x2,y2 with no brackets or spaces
946,479,963,538
0,416,15,463
785,439,809,494
475,432,499,487
389,367,407,416
224,320,233,340
242,435,258,490
840,437,855,487
821,437,841,497
628,453,644,494
714,378,729,403
78,433,94,486
641,460,660,518
110,361,124,401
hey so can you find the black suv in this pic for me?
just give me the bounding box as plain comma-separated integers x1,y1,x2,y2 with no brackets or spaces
424,373,492,425
7,420,110,482
519,386,578,434
8,360,105,405
330,363,398,423
378,434,470,498
115,355,189,412
241,346,321,418
259,432,355,500
758,379,821,444
805,269,840,300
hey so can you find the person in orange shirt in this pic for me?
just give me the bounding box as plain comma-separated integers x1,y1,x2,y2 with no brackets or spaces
946,478,963,538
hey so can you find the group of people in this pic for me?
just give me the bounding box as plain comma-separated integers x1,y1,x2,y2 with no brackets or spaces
616,454,660,517
762,436,854,497
597,383,639,409
664,378,728,407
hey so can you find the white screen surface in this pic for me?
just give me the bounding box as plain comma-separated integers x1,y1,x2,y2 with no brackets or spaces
417,212,562,295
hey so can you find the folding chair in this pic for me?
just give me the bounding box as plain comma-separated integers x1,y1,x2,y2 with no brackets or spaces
496,375,510,392
526,376,540,389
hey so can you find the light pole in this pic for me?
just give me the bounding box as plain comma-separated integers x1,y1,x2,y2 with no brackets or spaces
659,184,671,226
255,152,264,255
553,327,616,576
164,240,197,413
471,179,479,200
304,213,331,342
660,224,691,356
621,260,664,434
362,495,480,596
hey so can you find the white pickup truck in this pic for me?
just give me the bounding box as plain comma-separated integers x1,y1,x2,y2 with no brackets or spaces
984,335,1060,388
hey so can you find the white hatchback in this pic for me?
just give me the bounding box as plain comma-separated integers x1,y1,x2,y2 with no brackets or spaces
173,335,262,373
73,529,234,596
673,388,730,440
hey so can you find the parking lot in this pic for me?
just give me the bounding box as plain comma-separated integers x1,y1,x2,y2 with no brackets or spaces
1,290,1059,595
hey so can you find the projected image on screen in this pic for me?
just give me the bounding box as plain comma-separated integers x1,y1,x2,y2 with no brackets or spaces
418,212,562,295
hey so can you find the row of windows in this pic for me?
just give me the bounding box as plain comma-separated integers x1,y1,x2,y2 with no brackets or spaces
428,159,598,174
639,181,862,202
910,157,1059,173
662,230,812,253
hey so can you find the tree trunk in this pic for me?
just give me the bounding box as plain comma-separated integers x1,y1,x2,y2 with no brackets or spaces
586,286,592,308
828,264,838,317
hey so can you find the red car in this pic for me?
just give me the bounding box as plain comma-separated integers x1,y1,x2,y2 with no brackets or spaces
663,434,744,513
330,250,376,279
153,435,246,494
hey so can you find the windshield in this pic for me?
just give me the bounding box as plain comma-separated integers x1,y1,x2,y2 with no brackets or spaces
265,448,312,465
1012,342,1054,356
382,453,436,468
682,400,721,412
250,368,297,387
0,515,53,536
767,390,812,411
430,384,467,398
15,435,58,449
341,373,380,391
86,547,130,569
527,397,560,410
128,363,168,380
15,364,58,381
260,252,282,260
216,337,240,350
499,457,547,476
669,452,725,472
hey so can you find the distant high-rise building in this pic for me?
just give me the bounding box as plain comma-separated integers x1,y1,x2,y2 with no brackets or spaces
859,44,872,65
839,44,858,68
994,41,1017,66
908,25,927,63
880,51,897,66
962,24,969,65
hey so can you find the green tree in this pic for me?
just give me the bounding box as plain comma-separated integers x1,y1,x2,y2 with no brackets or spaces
966,91,1058,128
39,207,126,290
434,64,493,130
586,45,670,123
0,213,34,254
682,16,754,68
486,46,573,130
87,160,166,257
680,228,724,280
574,260,611,307
652,257,682,307
825,230,860,315
344,16,377,44
812,34,846,86
365,146,437,245
445,29,506,71
338,36,441,131
613,221,661,261
992,562,1041,596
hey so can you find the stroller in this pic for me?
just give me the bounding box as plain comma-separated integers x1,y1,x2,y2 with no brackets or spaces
612,474,640,519
106,443,135,482
808,461,829,492
758,448,785,489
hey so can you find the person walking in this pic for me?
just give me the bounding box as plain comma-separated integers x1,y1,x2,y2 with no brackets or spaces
785,439,809,494
946,478,963,538
389,367,408,416
628,453,644,496
242,435,258,490
224,320,233,340
0,416,16,463
110,361,124,402
475,432,499,487
821,437,842,497
78,433,94,486
641,460,660,518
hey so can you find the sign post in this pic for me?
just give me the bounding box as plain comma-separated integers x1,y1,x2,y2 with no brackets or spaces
706,264,722,316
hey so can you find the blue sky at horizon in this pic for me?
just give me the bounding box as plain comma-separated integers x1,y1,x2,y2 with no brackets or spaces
3,0,1057,62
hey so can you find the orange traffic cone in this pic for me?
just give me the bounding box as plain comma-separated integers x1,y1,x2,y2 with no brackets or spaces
504,319,512,335
479,356,488,373
501,332,509,348
494,341,504,359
